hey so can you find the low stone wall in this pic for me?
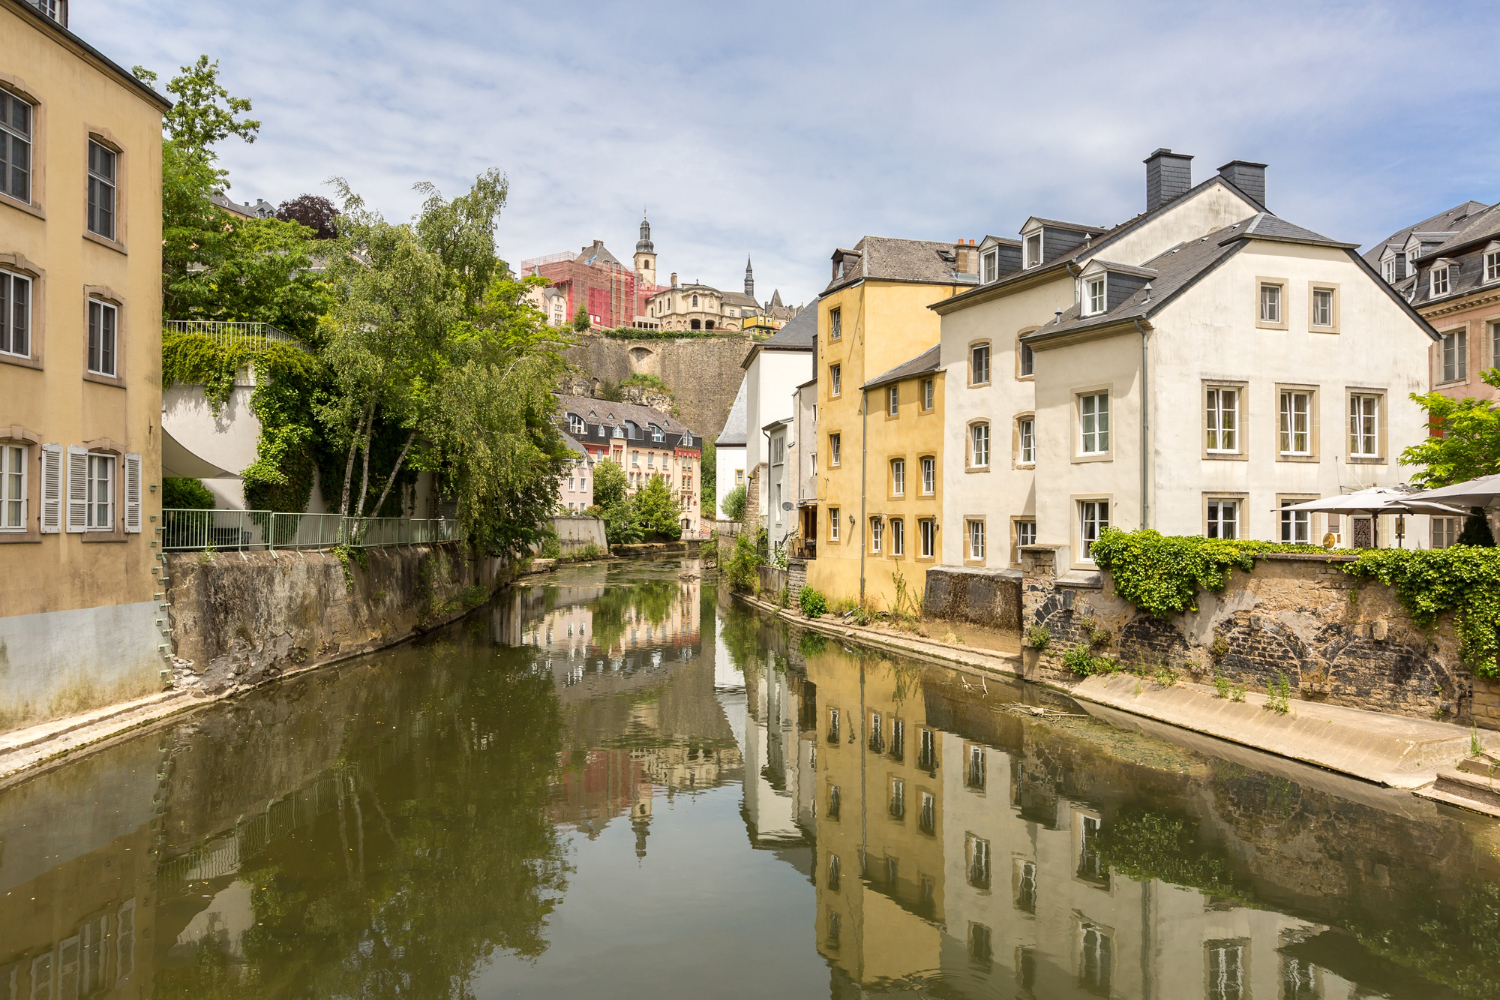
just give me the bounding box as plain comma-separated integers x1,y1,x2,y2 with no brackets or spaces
613,541,702,558
549,515,607,555
1018,546,1470,725
923,566,1022,631
788,557,807,603
166,542,504,695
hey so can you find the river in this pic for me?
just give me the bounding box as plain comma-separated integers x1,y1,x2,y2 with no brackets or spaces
2,556,1498,998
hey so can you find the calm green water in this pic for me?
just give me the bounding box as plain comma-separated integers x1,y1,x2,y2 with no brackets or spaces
3,557,1500,999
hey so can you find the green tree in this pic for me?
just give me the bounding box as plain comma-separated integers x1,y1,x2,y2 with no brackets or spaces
721,483,747,521
632,476,683,541
572,303,591,333
700,441,717,518
591,459,628,509
1401,370,1500,487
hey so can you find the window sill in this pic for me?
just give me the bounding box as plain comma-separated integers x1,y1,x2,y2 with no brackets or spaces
1276,454,1319,464
968,381,992,389
1435,379,1470,388
81,530,127,543
1310,327,1340,335
1255,321,1289,331
965,465,991,474
1203,452,1248,462
1072,453,1113,464
1347,456,1387,465
1013,462,1036,470
0,531,41,544
0,352,43,371
0,192,44,221
1014,374,1035,382
83,371,127,388
83,231,128,256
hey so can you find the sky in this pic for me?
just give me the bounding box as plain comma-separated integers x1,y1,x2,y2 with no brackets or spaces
92,0,1500,308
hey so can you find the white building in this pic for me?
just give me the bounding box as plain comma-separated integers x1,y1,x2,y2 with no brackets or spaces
740,306,816,526
714,380,748,519
937,150,1438,571
764,417,794,553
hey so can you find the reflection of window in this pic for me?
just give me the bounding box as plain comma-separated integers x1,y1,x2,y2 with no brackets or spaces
966,745,986,790
918,728,935,770
890,718,905,760
1080,924,1113,995
919,792,935,834
827,708,840,744
868,711,883,753
827,852,841,891
1017,947,1037,993
967,835,991,889
1078,815,1107,885
889,778,905,819
969,923,993,969
1014,858,1037,913
826,909,841,949
828,784,841,820
1207,940,1246,1000
1280,954,1320,1000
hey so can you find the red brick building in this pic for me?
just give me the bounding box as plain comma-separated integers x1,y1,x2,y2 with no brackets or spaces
522,237,660,329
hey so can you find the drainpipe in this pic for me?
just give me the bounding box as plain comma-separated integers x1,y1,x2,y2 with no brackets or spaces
859,387,868,603
1133,318,1151,530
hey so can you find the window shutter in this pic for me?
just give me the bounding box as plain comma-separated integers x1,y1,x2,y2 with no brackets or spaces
40,443,63,533
124,453,142,532
66,445,88,533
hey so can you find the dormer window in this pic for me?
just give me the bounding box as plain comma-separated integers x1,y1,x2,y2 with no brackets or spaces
1486,245,1500,283
1431,264,1451,297
1023,233,1042,269
981,248,998,283
652,426,664,442
1381,257,1395,283
569,414,586,435
1084,276,1106,316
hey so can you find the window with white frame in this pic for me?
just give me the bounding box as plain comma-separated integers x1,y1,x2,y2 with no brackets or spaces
1079,392,1109,455
1023,233,1041,268
1,443,25,530
631,450,639,466
829,307,841,341
1018,341,1034,377
891,517,904,556
86,452,113,530
1014,519,1036,558
967,518,985,561
919,518,935,558
1017,416,1035,464
1487,249,1500,283
1079,500,1109,560
890,458,905,496
829,433,841,467
0,89,32,203
652,426,663,442
1278,390,1311,456
568,414,585,435
921,456,935,495
0,269,31,358
1206,498,1239,539
970,343,991,385
1280,499,1310,543
921,377,934,410
1431,265,1451,297
1493,322,1500,369
1441,329,1467,383
887,385,898,416
1433,516,1461,549
87,140,117,240
1311,287,1335,328
88,299,117,376
970,422,990,468
870,516,882,553
1207,940,1245,1000
1350,394,1380,458
1084,276,1106,316
1381,257,1395,283
1259,282,1282,324
1205,387,1239,453
829,507,840,541
1080,924,1113,993
830,363,841,397
981,248,998,282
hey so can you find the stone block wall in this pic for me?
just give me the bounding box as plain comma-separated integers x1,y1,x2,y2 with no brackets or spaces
563,333,754,439
549,515,608,555
788,557,808,604
1020,546,1472,725
922,566,1022,631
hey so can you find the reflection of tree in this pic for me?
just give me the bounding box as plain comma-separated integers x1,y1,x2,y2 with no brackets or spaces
154,651,569,998
588,579,678,652
1095,807,1247,903
718,602,767,673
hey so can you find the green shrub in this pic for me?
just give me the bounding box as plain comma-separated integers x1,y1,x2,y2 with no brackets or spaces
1212,674,1232,699
1154,664,1178,688
1343,546,1500,677
538,528,562,560
799,586,828,618
1230,682,1246,703
831,597,857,617
721,484,747,521
724,530,763,593
1265,673,1292,713
1026,624,1051,650
1063,644,1120,677
163,477,215,510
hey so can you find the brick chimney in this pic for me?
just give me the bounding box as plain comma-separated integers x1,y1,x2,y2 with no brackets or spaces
1218,160,1268,208
1144,149,1193,211
670,273,678,287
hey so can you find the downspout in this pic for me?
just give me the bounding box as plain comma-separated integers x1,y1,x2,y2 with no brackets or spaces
1133,318,1150,530
859,386,868,603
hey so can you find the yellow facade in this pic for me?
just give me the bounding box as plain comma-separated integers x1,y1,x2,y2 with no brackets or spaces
807,279,960,608
0,0,169,729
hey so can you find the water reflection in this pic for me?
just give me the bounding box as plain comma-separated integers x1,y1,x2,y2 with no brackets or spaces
0,559,1498,998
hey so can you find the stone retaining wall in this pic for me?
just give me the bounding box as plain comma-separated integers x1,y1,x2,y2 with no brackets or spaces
1019,545,1471,725
922,566,1022,631
549,515,607,555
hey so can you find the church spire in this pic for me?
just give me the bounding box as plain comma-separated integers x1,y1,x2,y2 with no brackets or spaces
744,254,754,298
636,209,653,254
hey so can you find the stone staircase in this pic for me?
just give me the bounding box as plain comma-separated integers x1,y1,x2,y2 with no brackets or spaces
1417,756,1500,818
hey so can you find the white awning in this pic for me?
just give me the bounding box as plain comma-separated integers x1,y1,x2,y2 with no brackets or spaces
161,427,239,479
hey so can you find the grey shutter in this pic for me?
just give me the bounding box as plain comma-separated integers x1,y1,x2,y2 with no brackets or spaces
66,445,87,532
39,443,62,533
123,452,142,532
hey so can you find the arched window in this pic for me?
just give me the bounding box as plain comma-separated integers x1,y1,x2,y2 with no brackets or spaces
568,414,585,435
691,294,699,307
705,320,715,330
690,319,701,331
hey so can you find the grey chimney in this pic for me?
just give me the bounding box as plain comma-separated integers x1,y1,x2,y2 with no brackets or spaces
1218,160,1267,208
1144,149,1193,211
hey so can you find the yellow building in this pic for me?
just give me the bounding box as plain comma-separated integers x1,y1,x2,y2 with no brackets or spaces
806,238,975,607
0,0,169,730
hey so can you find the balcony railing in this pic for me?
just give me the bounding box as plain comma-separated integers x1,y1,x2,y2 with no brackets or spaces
164,320,296,352
161,509,461,552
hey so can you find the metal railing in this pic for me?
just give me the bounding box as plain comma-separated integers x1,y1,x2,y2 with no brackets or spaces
164,320,296,352
161,509,461,552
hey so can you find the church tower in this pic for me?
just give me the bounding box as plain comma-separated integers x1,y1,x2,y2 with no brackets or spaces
744,255,755,298
633,211,657,290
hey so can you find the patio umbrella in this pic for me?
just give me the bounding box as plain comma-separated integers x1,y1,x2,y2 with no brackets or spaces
1277,487,1467,547
1413,473,1500,508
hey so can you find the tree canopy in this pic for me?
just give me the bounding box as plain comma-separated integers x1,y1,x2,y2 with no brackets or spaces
1402,369,1500,487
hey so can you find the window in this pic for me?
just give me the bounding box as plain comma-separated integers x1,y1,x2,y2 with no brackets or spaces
969,923,993,969
919,518,935,558
1018,341,1034,377
920,456,935,495
647,453,655,468
970,343,991,385
890,718,904,759
1280,499,1310,543
889,778,905,819
1080,924,1113,994
87,140,117,240
966,745,986,789
970,422,990,468
1494,322,1500,369
1079,392,1109,455
1079,815,1107,881
870,516,882,553
568,414,585,435
1014,519,1035,563
1085,276,1105,315
1441,329,1467,383
1311,287,1335,328
1259,282,1282,324
1205,387,1238,453
1024,232,1041,268
919,791,935,834
830,363,841,397
829,507,840,541
1,443,25,530
1487,250,1500,283
88,299,117,376
1281,955,1319,1000
829,307,841,341
967,518,985,561
735,469,745,485
1432,265,1451,297
829,433,841,467
1350,393,1380,458
1206,498,1239,539
968,835,991,888
631,450,639,466
981,248,998,282
921,377,934,410
86,452,113,530
1433,516,1461,549
652,426,663,442
0,269,31,358
869,712,883,752
1382,257,1395,283
891,517,904,556
1017,417,1035,465
1278,390,1312,456
891,458,905,496
0,89,31,203
1207,940,1246,1000
887,385,899,416
1014,859,1038,913
1079,500,1108,560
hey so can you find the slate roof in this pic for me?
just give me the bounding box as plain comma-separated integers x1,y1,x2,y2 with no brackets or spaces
556,394,699,449
721,290,759,309
715,380,749,448
1363,201,1492,266
758,303,816,349
559,431,590,459
1234,212,1350,247
1025,217,1109,234
1404,206,1500,310
824,236,975,294
1426,202,1500,258
862,345,941,390
578,242,624,269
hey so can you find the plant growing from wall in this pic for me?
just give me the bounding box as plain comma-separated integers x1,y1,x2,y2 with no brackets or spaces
1025,625,1050,650
799,586,827,619
724,530,764,594
1343,546,1500,677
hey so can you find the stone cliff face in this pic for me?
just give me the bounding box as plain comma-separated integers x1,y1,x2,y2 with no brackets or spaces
563,333,753,440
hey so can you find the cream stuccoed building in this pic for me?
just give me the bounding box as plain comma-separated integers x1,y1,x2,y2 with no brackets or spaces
936,150,1439,573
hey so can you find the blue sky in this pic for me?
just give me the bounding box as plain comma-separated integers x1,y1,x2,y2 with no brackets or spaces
94,0,1500,307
